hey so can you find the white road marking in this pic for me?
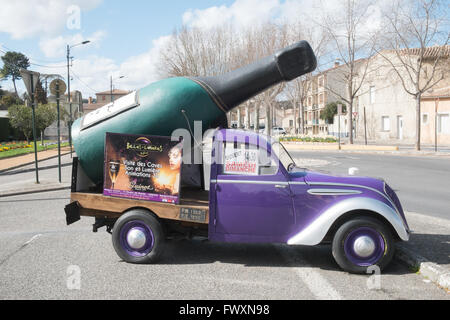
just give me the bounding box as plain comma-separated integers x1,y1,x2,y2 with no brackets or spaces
275,245,343,300
23,234,42,246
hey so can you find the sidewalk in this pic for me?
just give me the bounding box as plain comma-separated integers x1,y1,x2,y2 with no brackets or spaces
0,147,72,172
0,148,73,197
396,212,450,291
283,142,450,157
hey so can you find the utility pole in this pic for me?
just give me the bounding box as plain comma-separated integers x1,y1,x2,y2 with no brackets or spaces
110,75,124,103
50,78,66,183
66,44,72,158
337,103,342,150
364,106,368,146
66,40,91,157
435,98,439,152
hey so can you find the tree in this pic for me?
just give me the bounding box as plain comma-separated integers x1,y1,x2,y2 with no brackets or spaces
36,104,57,142
320,101,347,124
377,0,449,150
285,22,329,135
158,24,237,78
0,51,30,97
0,93,23,110
8,103,57,144
237,22,290,135
318,0,379,144
158,22,291,135
35,80,48,105
8,104,32,143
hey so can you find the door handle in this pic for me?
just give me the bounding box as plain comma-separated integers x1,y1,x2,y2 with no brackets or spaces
275,184,287,188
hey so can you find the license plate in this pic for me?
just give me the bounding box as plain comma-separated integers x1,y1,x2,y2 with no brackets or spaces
179,207,207,222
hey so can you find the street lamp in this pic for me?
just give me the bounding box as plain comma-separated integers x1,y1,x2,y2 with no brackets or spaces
110,75,125,102
67,40,90,157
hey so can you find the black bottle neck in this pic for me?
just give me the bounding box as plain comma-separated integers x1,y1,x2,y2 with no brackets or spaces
191,40,316,112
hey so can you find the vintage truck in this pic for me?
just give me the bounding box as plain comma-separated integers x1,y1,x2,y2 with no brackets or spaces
65,128,410,274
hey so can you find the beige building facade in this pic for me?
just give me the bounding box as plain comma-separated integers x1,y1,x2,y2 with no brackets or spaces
354,46,450,145
420,86,450,145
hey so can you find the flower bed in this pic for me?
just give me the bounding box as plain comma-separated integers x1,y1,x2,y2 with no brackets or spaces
280,135,337,143
0,140,69,159
0,141,32,152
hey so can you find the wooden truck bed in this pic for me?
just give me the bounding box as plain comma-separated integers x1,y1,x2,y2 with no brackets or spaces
69,187,209,225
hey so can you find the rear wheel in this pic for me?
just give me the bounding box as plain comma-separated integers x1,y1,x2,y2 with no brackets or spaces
112,209,164,264
332,217,394,274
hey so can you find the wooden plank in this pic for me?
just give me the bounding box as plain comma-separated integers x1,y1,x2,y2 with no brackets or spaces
70,192,209,224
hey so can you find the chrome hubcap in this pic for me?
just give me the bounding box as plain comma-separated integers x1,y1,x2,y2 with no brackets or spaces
126,228,147,249
353,236,376,258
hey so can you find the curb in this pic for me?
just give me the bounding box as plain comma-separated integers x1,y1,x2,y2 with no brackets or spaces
0,151,72,174
395,243,450,292
282,142,398,151
0,185,71,198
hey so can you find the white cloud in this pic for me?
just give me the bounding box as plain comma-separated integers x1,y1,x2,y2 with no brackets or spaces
183,0,280,30
34,35,173,98
0,0,102,39
39,30,106,58
117,35,172,91
2,0,393,100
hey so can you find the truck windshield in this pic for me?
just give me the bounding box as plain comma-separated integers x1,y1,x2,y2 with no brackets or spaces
271,142,296,171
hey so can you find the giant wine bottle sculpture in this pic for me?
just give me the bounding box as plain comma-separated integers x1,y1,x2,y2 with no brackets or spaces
72,40,317,184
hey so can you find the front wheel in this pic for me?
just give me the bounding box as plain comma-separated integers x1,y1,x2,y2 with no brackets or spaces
112,209,164,264
332,217,394,274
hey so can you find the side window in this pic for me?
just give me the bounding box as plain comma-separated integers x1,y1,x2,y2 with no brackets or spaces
222,142,278,176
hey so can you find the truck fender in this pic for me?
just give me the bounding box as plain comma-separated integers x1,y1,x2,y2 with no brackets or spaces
287,197,409,246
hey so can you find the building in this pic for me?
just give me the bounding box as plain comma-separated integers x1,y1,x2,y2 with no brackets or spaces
301,61,353,136
228,102,286,131
96,89,130,104
420,86,450,145
83,89,131,113
354,45,450,144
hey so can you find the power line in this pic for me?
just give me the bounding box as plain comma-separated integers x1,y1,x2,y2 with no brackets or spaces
0,46,66,69
70,70,100,93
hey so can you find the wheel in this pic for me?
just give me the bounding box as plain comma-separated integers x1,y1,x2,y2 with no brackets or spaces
332,217,394,274
112,209,164,263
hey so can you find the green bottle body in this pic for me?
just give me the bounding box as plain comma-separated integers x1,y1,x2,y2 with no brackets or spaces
72,77,225,184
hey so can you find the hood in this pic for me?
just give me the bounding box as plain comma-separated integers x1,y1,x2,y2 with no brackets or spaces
303,170,385,192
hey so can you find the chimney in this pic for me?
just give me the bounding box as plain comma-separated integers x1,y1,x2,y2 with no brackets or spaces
334,61,340,68
88,96,93,104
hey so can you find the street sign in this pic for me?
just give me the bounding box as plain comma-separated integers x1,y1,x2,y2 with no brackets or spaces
19,68,40,98
50,79,67,96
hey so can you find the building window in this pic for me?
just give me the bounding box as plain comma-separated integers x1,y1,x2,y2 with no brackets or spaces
422,113,429,125
102,95,105,101
381,116,390,131
437,114,449,134
319,93,323,104
370,86,375,104
289,119,293,127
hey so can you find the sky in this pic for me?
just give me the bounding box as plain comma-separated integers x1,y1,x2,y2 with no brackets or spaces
0,0,428,99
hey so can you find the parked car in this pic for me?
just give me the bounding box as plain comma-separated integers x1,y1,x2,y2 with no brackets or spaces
272,127,286,135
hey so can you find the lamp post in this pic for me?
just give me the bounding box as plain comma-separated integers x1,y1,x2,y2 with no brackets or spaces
110,75,125,102
67,40,90,157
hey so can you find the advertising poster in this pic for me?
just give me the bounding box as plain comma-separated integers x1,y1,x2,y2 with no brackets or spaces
103,132,183,204
223,147,259,175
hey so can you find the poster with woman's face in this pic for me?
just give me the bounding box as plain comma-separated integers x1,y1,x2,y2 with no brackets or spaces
103,132,183,204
